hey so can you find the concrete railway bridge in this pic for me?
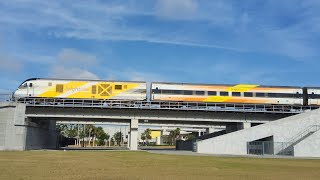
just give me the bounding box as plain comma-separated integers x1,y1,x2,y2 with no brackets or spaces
0,97,318,151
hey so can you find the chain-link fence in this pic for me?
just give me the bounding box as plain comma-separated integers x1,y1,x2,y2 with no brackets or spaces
247,141,294,156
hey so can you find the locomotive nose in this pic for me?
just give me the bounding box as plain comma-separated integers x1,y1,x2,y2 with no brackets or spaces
13,89,23,99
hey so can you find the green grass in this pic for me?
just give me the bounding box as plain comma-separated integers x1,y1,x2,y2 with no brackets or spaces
0,151,319,180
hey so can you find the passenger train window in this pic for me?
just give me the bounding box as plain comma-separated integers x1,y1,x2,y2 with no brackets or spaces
195,91,205,96
268,93,294,98
309,92,315,99
267,93,278,98
56,84,64,93
115,85,122,90
208,91,217,96
256,93,265,97
162,90,181,94
92,85,97,94
48,82,52,87
220,91,229,96
244,92,253,97
152,89,159,94
23,83,27,87
232,92,241,97
183,90,193,95
29,83,33,87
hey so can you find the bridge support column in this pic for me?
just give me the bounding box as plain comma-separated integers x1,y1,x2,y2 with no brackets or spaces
127,125,130,148
160,130,165,145
243,122,251,129
226,122,251,133
129,118,138,150
206,128,215,134
156,136,161,145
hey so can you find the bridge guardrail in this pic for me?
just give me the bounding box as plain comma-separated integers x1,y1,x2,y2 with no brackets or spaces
11,97,319,114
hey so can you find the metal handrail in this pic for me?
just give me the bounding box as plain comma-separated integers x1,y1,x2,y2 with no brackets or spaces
286,125,320,143
6,97,318,114
274,125,320,155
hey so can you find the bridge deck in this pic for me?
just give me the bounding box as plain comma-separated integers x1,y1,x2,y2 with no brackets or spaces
10,97,319,114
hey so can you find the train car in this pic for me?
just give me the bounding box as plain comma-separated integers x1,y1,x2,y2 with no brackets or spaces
151,82,303,105
306,87,320,105
13,78,147,101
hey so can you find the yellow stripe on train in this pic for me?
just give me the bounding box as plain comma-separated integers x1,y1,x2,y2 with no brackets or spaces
203,96,231,102
226,84,258,92
38,82,87,98
67,82,140,99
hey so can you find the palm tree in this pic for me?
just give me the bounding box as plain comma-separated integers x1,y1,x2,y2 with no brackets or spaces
185,133,194,141
95,127,110,146
144,128,152,145
174,128,181,139
169,128,181,145
141,132,146,145
113,131,123,146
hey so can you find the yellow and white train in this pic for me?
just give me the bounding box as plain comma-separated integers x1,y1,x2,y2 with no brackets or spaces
13,78,147,101
150,82,320,106
13,78,320,105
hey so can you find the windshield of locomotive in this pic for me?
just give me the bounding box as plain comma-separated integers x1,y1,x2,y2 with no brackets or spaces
18,83,28,89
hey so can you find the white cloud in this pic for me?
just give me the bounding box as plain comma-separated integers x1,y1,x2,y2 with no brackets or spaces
155,0,198,20
105,68,165,82
44,48,164,82
0,0,319,60
48,48,99,80
49,66,99,80
57,48,98,66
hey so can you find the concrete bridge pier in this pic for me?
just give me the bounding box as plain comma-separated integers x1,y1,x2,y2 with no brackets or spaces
206,128,216,134
226,122,252,133
129,118,138,150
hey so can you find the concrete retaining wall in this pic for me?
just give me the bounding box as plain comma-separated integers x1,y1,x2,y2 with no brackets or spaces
294,130,320,157
196,109,320,157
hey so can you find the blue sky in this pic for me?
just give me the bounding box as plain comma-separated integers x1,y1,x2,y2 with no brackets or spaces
1,0,320,93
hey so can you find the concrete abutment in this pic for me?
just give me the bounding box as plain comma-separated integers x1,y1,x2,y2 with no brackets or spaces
0,102,57,150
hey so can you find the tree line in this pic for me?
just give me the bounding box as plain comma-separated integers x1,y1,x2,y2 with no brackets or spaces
57,124,110,146
57,125,194,146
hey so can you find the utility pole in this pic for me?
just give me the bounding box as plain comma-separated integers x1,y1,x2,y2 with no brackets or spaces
120,127,122,146
125,126,127,145
83,124,86,147
88,127,91,147
77,124,79,146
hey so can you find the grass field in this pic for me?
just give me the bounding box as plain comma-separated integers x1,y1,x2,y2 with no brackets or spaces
0,151,320,180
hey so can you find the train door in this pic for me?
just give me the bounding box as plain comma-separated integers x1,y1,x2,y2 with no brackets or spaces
26,82,34,97
153,87,160,100
307,88,320,105
294,89,303,105
314,89,320,105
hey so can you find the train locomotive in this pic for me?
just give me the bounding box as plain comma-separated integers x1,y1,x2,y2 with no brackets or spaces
13,78,320,106
13,78,147,101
